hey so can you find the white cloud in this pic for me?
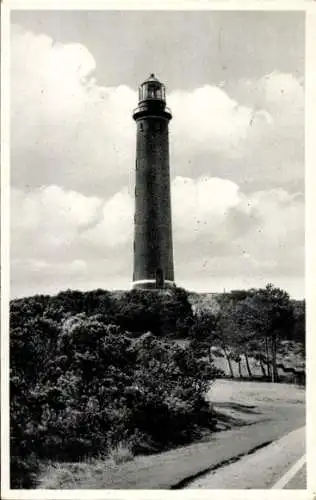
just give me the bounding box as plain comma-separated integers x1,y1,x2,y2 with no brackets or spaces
11,185,102,257
169,86,255,157
260,72,304,126
11,185,134,261
11,25,136,195
10,178,304,298
81,188,134,249
240,189,305,266
172,179,304,278
11,25,303,197
172,176,242,242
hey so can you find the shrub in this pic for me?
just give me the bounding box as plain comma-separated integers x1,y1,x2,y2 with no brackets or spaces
108,442,134,464
10,310,217,488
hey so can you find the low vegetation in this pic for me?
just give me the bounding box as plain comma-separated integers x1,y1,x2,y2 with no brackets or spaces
10,284,305,488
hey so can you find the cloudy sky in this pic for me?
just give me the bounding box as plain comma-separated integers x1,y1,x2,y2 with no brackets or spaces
10,10,305,299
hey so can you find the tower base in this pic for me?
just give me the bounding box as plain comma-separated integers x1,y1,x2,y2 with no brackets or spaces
132,279,176,290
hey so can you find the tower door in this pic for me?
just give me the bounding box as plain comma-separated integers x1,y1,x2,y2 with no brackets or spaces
156,268,164,288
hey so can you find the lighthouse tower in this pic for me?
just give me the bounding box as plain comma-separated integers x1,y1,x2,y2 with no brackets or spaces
132,74,175,289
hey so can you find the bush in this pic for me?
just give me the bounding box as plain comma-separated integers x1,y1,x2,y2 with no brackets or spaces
112,287,194,337
10,309,217,488
108,442,134,464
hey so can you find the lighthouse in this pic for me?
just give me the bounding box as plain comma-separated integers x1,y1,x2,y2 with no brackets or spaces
132,74,175,289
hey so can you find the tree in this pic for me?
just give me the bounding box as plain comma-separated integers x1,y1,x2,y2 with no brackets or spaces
236,284,294,382
292,299,305,354
216,298,257,379
190,306,236,378
190,285,296,383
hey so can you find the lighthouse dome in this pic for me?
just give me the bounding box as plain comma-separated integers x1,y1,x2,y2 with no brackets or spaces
138,73,166,102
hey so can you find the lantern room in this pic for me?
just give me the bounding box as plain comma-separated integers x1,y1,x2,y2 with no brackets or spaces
138,73,166,103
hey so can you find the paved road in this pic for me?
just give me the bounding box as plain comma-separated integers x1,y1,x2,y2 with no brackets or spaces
187,426,306,489
284,461,306,489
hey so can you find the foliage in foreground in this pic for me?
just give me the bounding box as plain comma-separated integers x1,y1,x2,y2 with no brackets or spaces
10,284,305,487
10,309,219,488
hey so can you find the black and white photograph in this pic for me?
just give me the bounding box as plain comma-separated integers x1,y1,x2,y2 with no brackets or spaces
1,3,313,496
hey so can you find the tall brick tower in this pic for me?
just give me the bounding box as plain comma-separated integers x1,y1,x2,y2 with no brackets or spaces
132,74,175,289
